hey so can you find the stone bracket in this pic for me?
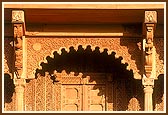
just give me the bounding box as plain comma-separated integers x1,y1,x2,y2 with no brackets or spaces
12,10,26,79
143,11,157,78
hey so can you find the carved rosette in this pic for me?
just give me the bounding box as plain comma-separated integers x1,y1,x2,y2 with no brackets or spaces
12,10,25,79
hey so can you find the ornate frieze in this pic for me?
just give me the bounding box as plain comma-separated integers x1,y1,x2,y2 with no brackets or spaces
27,38,142,79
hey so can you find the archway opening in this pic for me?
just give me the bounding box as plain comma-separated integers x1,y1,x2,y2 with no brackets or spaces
35,45,143,111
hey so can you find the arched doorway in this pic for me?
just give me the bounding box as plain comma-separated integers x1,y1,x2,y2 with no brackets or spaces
25,45,143,111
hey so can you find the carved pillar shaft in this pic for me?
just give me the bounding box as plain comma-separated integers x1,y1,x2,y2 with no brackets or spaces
144,86,153,111
14,78,26,111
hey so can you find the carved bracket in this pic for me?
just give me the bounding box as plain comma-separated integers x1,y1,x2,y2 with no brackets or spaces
12,10,26,79
143,11,157,78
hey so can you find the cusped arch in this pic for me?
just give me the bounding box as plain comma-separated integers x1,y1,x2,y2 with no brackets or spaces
36,44,137,79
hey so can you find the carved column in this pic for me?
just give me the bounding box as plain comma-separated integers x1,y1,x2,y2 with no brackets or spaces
12,10,26,111
142,11,157,111
14,78,26,111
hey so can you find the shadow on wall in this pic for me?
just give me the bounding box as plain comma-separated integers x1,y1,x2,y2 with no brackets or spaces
4,38,14,74
4,73,15,104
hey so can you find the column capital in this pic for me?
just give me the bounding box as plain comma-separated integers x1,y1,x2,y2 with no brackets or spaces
142,75,154,87
14,78,26,87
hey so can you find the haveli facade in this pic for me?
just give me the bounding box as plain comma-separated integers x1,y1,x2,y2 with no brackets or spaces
3,3,165,112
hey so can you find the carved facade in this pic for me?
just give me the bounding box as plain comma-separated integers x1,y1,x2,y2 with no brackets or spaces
3,3,165,112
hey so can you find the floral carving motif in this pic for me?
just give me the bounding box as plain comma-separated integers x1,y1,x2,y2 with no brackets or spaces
26,37,142,79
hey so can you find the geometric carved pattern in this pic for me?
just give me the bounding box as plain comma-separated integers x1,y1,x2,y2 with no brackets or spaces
24,74,55,111
26,37,142,79
46,74,55,111
35,75,45,111
25,79,35,111
55,82,61,111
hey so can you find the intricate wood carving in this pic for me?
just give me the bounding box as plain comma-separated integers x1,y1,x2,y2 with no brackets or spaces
144,11,157,78
142,11,157,111
54,82,62,111
27,38,141,79
25,79,35,111
12,10,25,79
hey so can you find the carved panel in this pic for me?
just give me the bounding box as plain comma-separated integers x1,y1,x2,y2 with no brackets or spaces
87,85,106,111
62,85,82,111
35,75,45,111
54,82,61,111
46,75,55,111
24,74,56,111
25,80,35,111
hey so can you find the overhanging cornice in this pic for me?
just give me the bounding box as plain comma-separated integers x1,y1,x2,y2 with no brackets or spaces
4,3,164,10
